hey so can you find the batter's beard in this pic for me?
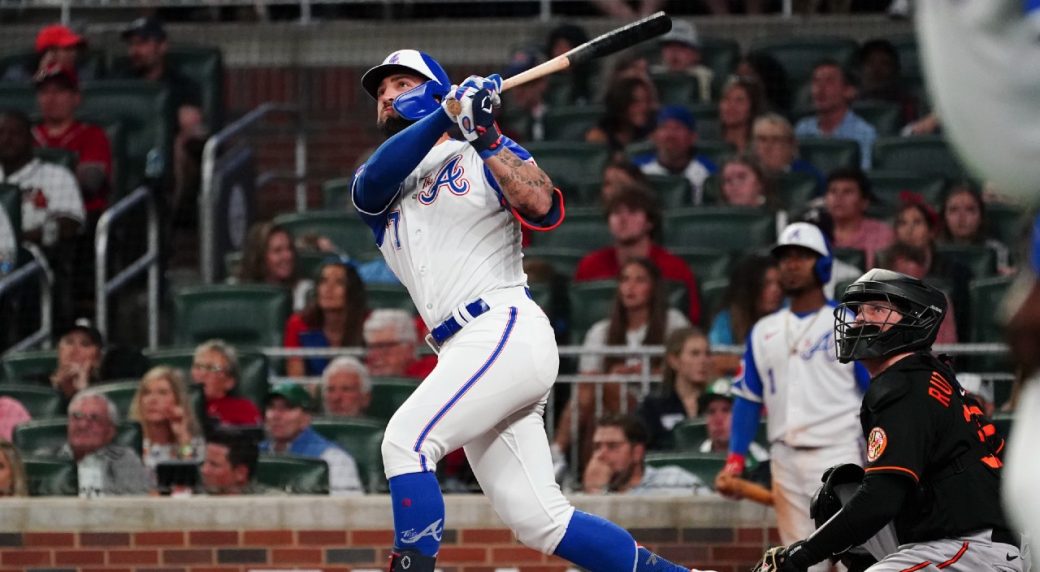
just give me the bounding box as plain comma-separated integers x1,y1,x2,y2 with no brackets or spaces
378,115,415,138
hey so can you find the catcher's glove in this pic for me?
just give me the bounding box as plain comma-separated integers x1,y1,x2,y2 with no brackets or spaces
751,541,806,572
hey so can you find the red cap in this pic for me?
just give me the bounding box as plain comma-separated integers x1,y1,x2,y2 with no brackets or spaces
35,24,85,53
33,63,79,91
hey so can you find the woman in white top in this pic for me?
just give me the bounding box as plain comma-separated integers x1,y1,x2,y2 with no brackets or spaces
552,258,689,478
129,366,204,490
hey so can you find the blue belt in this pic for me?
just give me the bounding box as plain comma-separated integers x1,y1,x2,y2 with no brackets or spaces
429,288,531,346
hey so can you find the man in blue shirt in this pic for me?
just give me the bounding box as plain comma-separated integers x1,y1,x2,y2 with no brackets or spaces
794,59,877,169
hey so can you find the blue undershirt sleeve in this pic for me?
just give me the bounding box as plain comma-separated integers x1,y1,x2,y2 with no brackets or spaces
730,397,762,457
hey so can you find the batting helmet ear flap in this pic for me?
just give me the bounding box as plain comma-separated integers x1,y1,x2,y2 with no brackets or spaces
814,236,834,285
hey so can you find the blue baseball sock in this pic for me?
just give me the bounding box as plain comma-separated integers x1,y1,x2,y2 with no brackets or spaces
553,511,688,572
388,472,445,557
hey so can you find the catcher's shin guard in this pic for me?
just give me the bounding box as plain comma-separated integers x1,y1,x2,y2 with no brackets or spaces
388,549,437,572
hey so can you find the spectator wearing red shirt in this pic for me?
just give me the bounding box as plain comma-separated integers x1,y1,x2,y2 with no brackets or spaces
575,184,701,325
363,309,437,380
190,339,261,427
32,64,112,219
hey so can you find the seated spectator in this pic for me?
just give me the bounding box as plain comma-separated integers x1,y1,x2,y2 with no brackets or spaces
238,221,313,311
554,258,690,474
709,253,782,372
200,428,268,495
637,327,714,449
696,379,766,458
260,382,362,495
825,167,893,267
879,242,959,345
49,318,103,404
634,105,716,205
0,440,28,497
191,339,261,426
599,159,650,204
582,414,709,495
363,309,435,379
321,356,372,417
736,53,791,113
585,77,657,156
498,47,549,144
32,64,112,220
718,76,766,153
284,259,367,377
649,19,713,103
0,397,30,442
795,59,877,169
0,24,95,83
751,113,823,186
545,23,594,105
575,185,702,324
718,154,777,210
129,366,204,487
56,391,149,497
938,183,1012,274
855,38,918,124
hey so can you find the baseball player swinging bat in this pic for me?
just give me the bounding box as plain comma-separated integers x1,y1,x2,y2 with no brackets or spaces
445,11,672,117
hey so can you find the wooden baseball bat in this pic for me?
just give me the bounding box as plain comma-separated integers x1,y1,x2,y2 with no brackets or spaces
446,11,672,116
715,473,774,506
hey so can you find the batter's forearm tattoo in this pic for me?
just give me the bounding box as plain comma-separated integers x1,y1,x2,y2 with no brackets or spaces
491,148,552,216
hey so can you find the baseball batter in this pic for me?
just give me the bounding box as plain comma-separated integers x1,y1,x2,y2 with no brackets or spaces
352,50,708,572
723,222,869,572
750,269,1022,572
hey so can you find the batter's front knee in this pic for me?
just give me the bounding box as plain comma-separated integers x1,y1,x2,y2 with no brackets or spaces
382,420,438,478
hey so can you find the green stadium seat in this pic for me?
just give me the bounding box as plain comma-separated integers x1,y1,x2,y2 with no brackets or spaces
652,72,703,105
23,457,78,497
366,283,416,312
14,419,142,457
528,209,611,250
523,142,610,194
833,247,866,272
0,183,21,255
256,455,329,495
625,140,655,162
700,278,730,330
644,451,725,489
798,138,861,174
296,251,330,282
543,105,605,142
0,84,35,115
80,115,128,198
545,74,575,107
168,46,225,130
311,417,386,493
888,35,922,86
749,36,859,95
273,211,380,262
851,100,903,137
0,384,63,418
88,380,141,419
696,140,736,171
1,349,57,384
646,174,693,208
145,347,271,414
322,177,353,210
671,247,732,282
368,376,419,421
866,170,947,217
686,102,721,140
671,419,708,450
935,244,997,278
568,280,617,342
986,202,1028,250
663,206,776,254
33,147,78,170
523,246,587,278
872,136,966,179
775,171,820,210
173,284,290,347
701,37,741,96
969,276,1013,371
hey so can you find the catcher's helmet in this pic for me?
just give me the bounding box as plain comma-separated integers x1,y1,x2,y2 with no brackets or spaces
362,50,451,121
771,222,833,285
833,269,947,363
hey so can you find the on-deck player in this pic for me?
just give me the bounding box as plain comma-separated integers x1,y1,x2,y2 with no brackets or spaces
721,222,870,572
351,49,713,572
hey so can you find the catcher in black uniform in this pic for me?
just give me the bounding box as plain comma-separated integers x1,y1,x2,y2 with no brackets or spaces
752,269,1023,572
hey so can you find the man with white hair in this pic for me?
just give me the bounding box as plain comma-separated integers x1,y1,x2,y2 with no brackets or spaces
321,357,372,417
56,390,150,497
363,309,436,379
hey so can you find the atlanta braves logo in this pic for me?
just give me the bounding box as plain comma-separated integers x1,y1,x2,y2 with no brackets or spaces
418,154,470,205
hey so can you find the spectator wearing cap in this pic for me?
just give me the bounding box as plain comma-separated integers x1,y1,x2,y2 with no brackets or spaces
363,309,436,379
498,47,549,143
49,318,103,404
320,356,372,417
795,59,877,169
260,382,362,495
634,105,716,205
574,184,702,325
117,16,206,222
200,428,269,495
649,19,712,103
824,166,893,268
696,379,771,488
751,113,824,188
32,63,113,219
0,24,94,83
191,339,262,427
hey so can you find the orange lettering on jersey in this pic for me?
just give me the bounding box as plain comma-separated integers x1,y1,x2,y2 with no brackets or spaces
982,454,1002,469
928,387,952,407
867,427,888,462
928,372,953,407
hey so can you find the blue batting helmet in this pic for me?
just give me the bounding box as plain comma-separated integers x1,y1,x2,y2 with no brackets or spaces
361,50,451,121
771,222,833,285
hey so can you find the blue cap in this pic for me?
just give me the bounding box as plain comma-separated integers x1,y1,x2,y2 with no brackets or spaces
503,47,544,79
656,105,696,131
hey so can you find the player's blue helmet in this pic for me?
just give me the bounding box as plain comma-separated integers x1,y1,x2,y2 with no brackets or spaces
771,222,833,284
362,50,451,121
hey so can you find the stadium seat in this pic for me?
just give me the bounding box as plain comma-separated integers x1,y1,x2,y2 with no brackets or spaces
935,244,997,278
523,142,610,194
652,72,703,105
775,171,820,210
23,457,78,497
1,349,57,384
986,202,1028,250
256,455,329,495
168,46,225,130
295,251,329,282
543,105,605,142
273,211,380,262
310,417,386,493
644,451,725,489
671,419,708,450
625,140,655,162
663,206,776,254
523,246,587,278
33,147,78,170
545,74,575,107
88,380,141,419
528,208,611,250
701,37,741,96
14,419,142,457
0,83,35,114
749,36,859,95
646,174,693,208
172,284,290,348
366,283,416,313
851,100,903,137
0,384,63,419
872,136,966,179
687,102,721,141
671,247,732,283
888,34,922,86
798,138,861,174
568,280,618,342
696,140,735,171
0,183,21,252
833,247,866,272
700,278,730,330
866,170,947,216
969,276,1013,371
367,376,419,421
322,177,353,210
145,347,271,414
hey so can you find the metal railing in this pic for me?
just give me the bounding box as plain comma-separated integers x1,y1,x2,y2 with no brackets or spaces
0,244,53,357
200,102,306,284
95,186,161,349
